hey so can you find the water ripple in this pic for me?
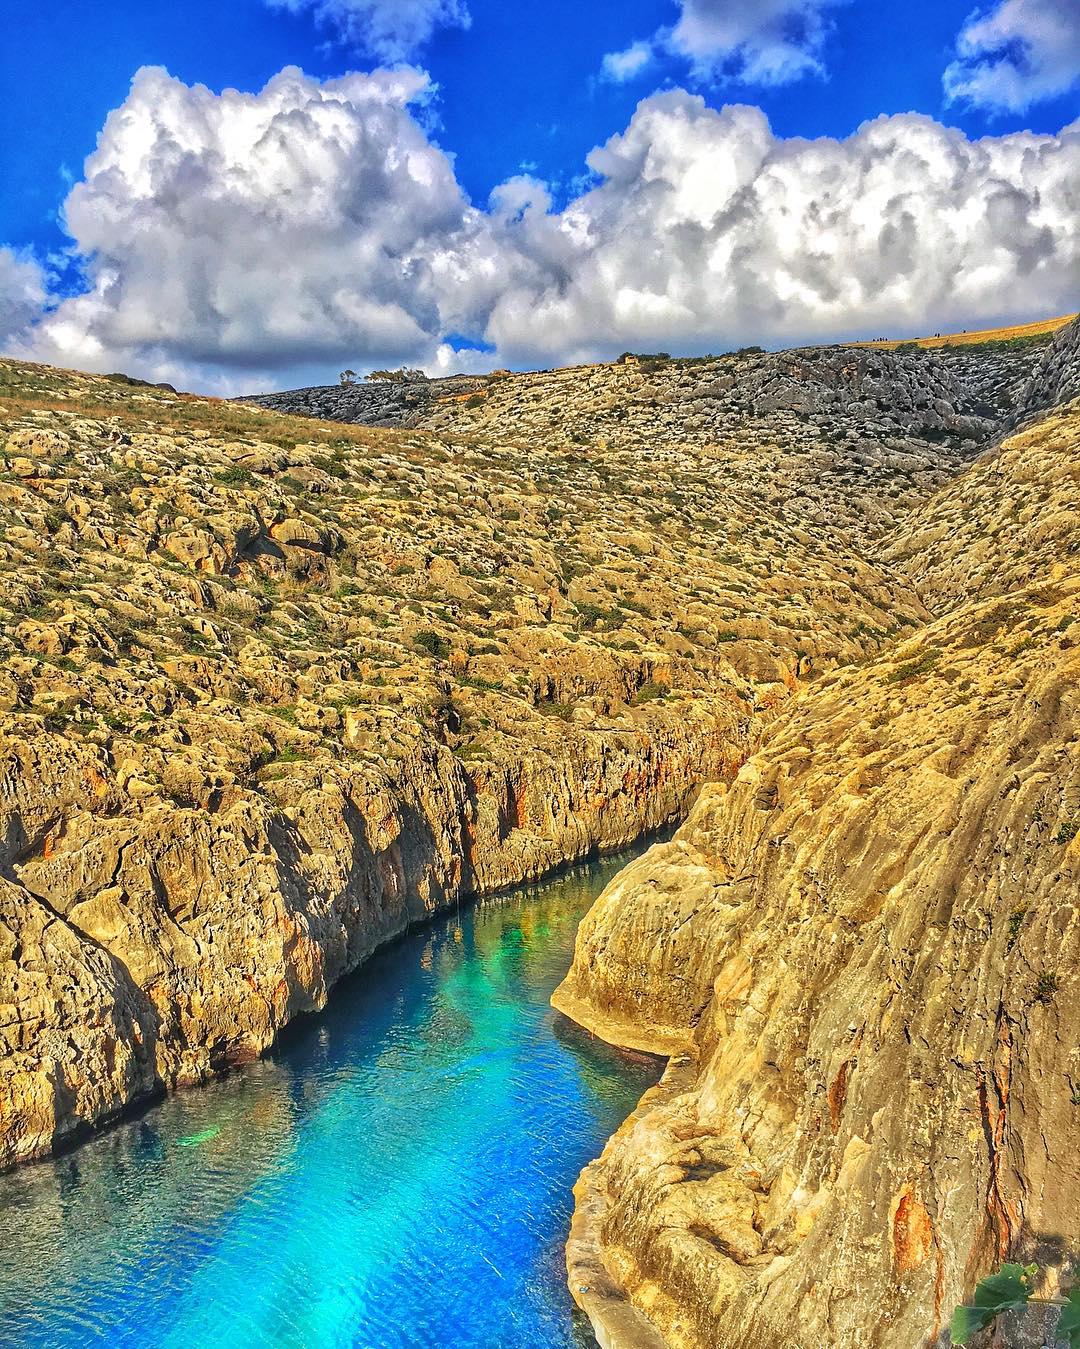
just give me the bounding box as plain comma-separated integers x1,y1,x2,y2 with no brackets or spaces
0,853,657,1349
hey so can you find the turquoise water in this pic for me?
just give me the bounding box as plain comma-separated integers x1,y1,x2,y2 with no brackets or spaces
0,851,658,1349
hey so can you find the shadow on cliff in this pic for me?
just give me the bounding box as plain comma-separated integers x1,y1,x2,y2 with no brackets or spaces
44,939,164,1167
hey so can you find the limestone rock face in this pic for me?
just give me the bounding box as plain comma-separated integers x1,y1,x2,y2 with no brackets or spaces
887,388,1080,612
0,875,157,1166
557,579,1080,1347
0,315,1075,1251
551,799,740,1057
0,687,735,1167
554,351,1080,1347
1014,314,1080,422
246,341,1042,452
6,350,881,1166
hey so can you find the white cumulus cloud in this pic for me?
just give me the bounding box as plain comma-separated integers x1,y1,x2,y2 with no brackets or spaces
601,0,847,88
22,65,512,390
668,0,845,83
484,94,1080,364
0,248,48,348
944,0,1080,113
10,70,1080,390
267,0,470,62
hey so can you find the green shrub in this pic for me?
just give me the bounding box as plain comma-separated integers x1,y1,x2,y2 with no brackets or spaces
573,601,624,631
632,682,667,705
1035,971,1059,1003
886,647,940,683
950,1262,1079,1346
461,675,503,692
214,465,254,487
414,629,450,660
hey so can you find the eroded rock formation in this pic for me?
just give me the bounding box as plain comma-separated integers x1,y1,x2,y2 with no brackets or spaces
555,317,1080,1347
1,341,944,1166
1,317,1076,1349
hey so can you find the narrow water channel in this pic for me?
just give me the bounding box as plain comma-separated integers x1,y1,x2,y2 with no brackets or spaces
0,849,659,1349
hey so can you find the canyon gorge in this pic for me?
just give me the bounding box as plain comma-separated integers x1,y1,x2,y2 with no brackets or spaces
1,313,1078,1346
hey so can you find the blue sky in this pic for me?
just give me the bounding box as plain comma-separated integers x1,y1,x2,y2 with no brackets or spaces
1,0,1077,389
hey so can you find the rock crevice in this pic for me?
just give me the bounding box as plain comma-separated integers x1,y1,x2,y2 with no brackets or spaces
1,307,1076,1320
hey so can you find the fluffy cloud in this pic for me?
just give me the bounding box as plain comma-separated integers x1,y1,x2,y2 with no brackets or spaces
0,249,47,347
267,0,469,62
11,70,1080,389
602,0,846,87
601,41,654,84
23,65,512,390
485,96,1080,364
944,0,1080,113
667,0,844,83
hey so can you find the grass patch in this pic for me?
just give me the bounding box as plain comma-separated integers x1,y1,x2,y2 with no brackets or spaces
886,648,941,683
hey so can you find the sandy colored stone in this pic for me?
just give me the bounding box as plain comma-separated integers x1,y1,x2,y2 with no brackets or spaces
0,316,1077,1349
554,375,1080,1346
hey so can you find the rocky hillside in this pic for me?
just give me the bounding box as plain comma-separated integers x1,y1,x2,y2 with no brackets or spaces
554,316,1080,1348
0,314,1074,1349
885,393,1079,612
1014,314,1080,422
0,344,947,1168
246,339,1042,446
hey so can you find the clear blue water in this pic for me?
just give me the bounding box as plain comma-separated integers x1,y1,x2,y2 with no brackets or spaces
0,851,658,1349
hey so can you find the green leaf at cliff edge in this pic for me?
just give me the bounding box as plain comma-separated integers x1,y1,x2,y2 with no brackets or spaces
949,1263,1036,1344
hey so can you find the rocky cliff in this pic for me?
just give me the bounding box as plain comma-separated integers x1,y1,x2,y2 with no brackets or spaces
0,342,944,1167
554,317,1080,1347
246,339,1040,449
1014,315,1080,423
0,311,1074,1347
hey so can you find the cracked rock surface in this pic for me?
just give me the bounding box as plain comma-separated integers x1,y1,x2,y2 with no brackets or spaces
0,315,1076,1349
554,319,1080,1348
2,340,965,1167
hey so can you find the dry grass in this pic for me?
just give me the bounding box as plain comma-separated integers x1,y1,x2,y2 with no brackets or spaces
849,313,1076,351
0,357,411,453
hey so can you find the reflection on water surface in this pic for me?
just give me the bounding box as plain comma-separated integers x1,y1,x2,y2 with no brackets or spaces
0,851,658,1349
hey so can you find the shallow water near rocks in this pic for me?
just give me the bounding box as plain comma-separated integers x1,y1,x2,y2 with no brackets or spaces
0,849,658,1349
